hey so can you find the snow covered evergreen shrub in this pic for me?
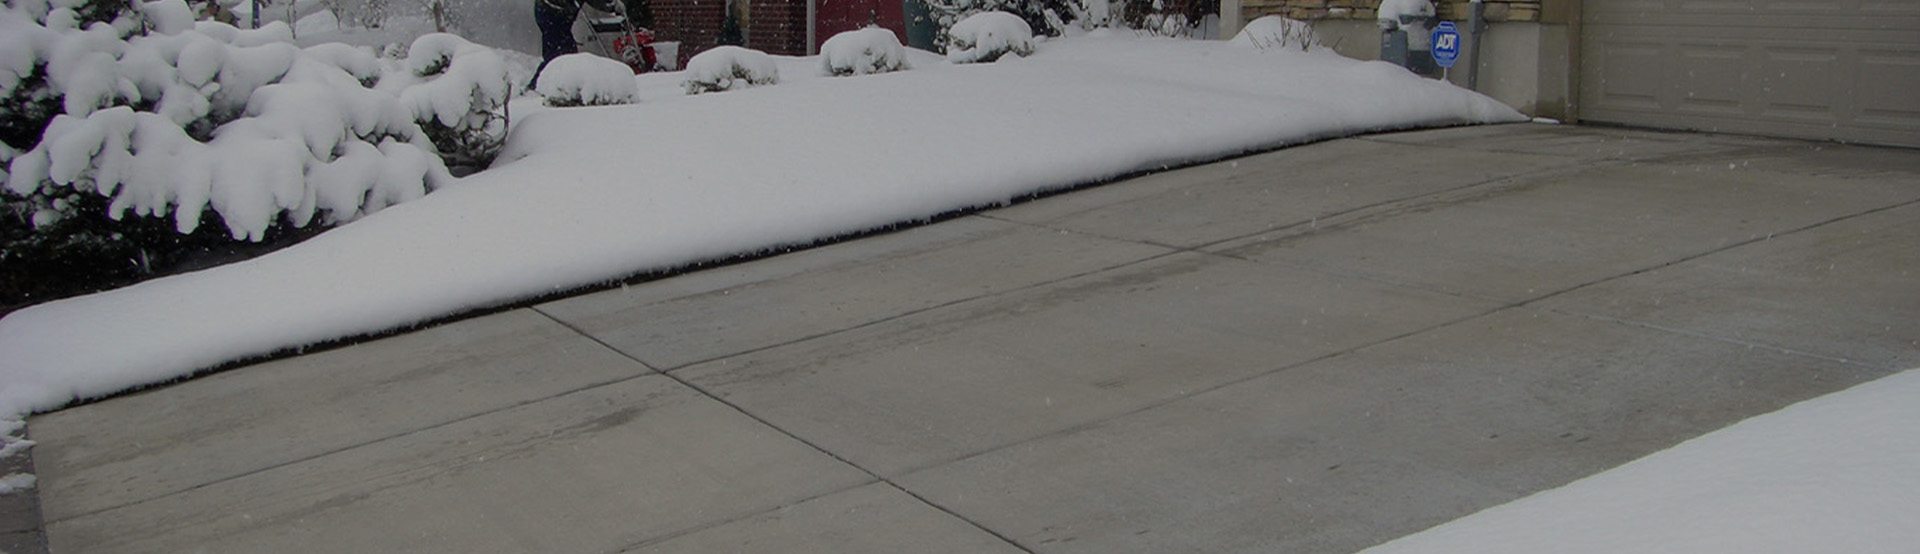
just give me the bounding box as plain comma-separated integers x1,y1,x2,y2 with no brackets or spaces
393,33,511,172
681,46,778,94
922,0,1189,46
819,26,907,77
945,11,1033,63
535,53,639,107
1134,10,1186,37
0,0,516,307
922,0,1065,49
1231,15,1322,52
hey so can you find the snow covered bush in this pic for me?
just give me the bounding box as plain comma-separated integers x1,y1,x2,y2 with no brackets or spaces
682,45,778,94
392,33,511,172
921,0,1192,46
945,11,1033,63
820,26,908,77
1137,12,1186,37
535,52,639,107
922,0,1066,46
0,0,516,308
1231,15,1322,52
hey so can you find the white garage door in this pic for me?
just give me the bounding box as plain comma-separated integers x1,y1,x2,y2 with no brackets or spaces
1581,0,1920,147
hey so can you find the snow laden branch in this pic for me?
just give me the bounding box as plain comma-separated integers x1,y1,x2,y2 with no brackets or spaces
1,0,511,243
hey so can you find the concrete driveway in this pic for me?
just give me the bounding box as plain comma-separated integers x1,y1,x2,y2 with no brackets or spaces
14,123,1919,553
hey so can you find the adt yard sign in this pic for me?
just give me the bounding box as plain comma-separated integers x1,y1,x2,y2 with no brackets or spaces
1431,21,1461,68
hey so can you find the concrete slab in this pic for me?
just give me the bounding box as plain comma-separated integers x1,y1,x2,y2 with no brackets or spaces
894,308,1877,554
621,483,1024,554
538,216,1175,370
43,375,874,553
16,124,1917,554
986,136,1582,248
677,251,1499,477
30,308,654,524
1221,154,1919,303
1540,202,1920,370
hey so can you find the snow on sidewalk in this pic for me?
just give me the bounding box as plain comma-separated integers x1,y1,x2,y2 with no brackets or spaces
0,34,1520,417
1359,368,1920,554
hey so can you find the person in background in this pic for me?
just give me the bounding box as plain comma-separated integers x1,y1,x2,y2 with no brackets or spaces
533,0,618,87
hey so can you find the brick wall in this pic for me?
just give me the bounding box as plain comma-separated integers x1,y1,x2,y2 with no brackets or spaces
747,0,808,55
1242,0,1541,24
653,0,730,66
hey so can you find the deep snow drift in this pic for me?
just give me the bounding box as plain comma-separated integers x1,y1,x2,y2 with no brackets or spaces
1358,368,1920,554
0,32,1520,417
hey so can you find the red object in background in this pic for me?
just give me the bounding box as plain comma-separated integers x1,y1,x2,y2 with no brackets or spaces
812,0,906,52
610,28,658,73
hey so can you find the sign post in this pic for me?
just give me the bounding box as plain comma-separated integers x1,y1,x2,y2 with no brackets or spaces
1431,20,1461,79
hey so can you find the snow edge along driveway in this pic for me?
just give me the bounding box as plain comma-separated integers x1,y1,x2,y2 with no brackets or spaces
1356,368,1920,554
0,35,1523,416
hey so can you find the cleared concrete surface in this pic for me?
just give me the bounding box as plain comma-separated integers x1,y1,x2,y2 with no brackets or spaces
20,123,1920,553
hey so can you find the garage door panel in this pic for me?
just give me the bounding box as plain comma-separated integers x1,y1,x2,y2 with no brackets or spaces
1590,39,1669,110
1857,50,1920,126
1863,1,1920,15
1756,47,1844,119
1675,45,1747,114
1582,0,1920,147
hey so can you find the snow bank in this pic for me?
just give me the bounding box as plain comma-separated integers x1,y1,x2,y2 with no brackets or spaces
1359,368,1920,554
0,34,1522,416
820,26,908,77
946,11,1034,63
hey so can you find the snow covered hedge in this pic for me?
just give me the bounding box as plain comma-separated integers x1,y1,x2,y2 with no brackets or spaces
0,0,516,240
682,46,778,94
0,0,514,309
820,27,908,77
922,0,1198,49
946,11,1034,64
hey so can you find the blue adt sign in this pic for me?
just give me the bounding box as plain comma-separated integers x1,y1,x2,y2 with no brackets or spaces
1431,21,1461,68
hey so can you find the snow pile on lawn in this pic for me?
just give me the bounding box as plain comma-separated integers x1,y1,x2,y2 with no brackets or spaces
1360,368,1920,554
0,31,1521,416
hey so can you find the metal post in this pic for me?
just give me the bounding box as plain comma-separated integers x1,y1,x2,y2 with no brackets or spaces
806,0,817,55
1466,0,1485,90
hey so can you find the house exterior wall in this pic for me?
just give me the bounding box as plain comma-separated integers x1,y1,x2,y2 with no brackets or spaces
748,0,809,54
1233,0,1570,120
653,0,733,66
